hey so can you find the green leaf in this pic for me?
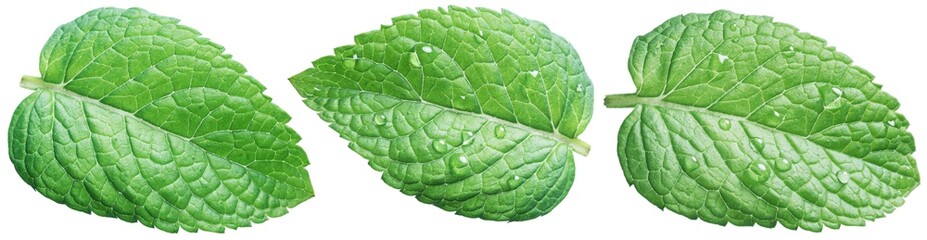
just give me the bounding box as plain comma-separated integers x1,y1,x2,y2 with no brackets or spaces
289,6,592,221
9,7,313,233
606,10,918,231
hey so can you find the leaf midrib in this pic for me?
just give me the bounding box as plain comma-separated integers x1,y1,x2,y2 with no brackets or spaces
20,76,311,193
300,76,590,156
607,94,911,178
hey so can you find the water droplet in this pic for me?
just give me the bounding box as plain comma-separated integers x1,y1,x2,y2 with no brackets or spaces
680,156,700,172
773,111,781,117
888,120,896,127
478,30,484,36
774,159,792,172
718,118,732,130
409,53,421,68
824,98,845,110
728,22,741,31
461,132,475,146
421,45,433,53
529,70,540,77
576,85,584,93
447,153,470,177
783,46,796,57
504,175,523,190
432,139,448,153
343,59,356,69
494,125,507,138
832,87,843,96
373,114,387,126
718,54,729,63
750,138,765,152
352,54,358,59
745,162,771,183
837,171,850,184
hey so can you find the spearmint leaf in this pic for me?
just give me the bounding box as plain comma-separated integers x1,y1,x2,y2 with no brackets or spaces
9,7,313,233
605,10,919,231
289,6,592,221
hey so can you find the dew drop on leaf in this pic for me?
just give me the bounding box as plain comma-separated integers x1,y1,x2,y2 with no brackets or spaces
783,45,796,57
494,125,507,138
837,171,850,184
774,159,792,172
888,120,896,127
432,139,449,153
832,87,843,97
680,156,700,172
718,53,729,63
576,85,584,93
409,53,421,68
529,70,540,77
718,118,732,130
750,138,765,152
745,162,771,184
343,59,356,69
824,98,845,110
505,175,523,190
447,153,470,177
461,132,475,146
728,22,741,31
421,45,433,53
373,114,387,126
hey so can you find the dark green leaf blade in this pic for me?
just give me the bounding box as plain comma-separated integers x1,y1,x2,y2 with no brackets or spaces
607,10,918,231
290,6,592,221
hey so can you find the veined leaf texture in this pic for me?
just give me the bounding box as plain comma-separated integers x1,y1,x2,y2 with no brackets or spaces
9,8,314,233
5,5,920,234
290,6,593,221
606,10,918,231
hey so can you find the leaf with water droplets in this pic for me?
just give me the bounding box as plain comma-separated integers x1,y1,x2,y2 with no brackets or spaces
605,10,918,231
9,8,314,233
432,139,449,153
289,6,592,221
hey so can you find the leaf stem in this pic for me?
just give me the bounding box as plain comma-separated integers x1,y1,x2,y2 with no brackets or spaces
20,75,49,90
604,93,656,108
569,138,591,156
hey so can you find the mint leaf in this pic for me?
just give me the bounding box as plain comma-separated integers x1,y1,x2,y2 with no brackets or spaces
606,10,919,231
290,6,592,221
9,8,313,233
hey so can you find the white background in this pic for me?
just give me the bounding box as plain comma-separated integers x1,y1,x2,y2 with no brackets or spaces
1,1,924,239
